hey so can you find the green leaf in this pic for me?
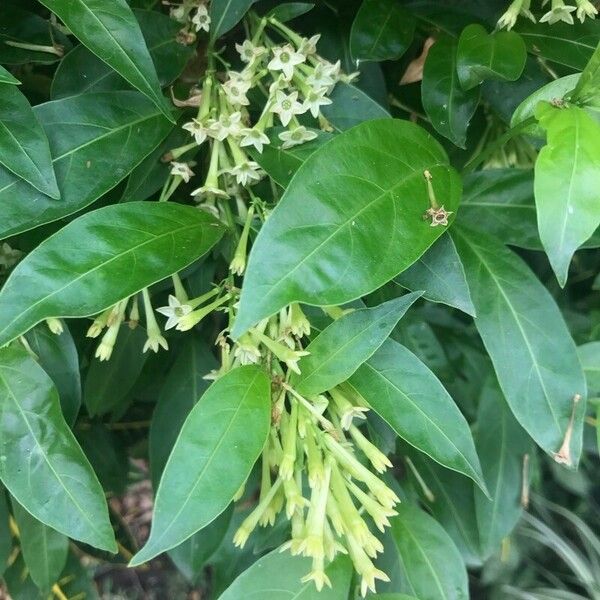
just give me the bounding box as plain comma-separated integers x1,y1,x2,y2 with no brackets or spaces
571,41,600,105
12,501,69,592
210,0,256,40
25,323,81,426
293,293,422,397
510,73,580,137
475,377,532,558
0,91,174,239
0,345,115,552
232,119,461,338
534,103,600,286
0,84,59,198
457,24,526,90
265,2,314,22
390,503,469,600
83,325,147,417
0,202,224,347
452,227,587,464
321,82,390,131
149,337,217,486
349,0,415,63
349,338,487,491
0,66,19,85
0,490,12,576
422,36,479,148
578,342,600,396
51,9,195,98
38,0,172,119
3,554,44,600
248,129,332,188
218,549,352,600
130,365,271,564
395,233,475,316
515,20,600,70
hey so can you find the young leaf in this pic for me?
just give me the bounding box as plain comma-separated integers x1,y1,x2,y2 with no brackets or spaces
130,365,271,564
83,325,147,417
38,0,173,120
293,292,422,397
534,103,600,286
232,119,461,338
0,345,116,552
0,84,59,198
0,202,224,347
457,24,526,90
395,233,475,316
349,339,487,492
350,0,415,63
210,0,256,40
452,227,587,465
422,36,479,148
218,548,352,599
25,323,81,426
0,91,174,239
12,501,69,593
0,66,19,85
390,503,469,600
475,378,532,558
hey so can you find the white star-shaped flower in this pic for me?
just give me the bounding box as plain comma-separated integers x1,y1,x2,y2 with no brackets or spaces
170,161,195,182
182,118,209,145
240,127,270,153
278,126,318,149
191,5,210,32
230,161,262,186
270,90,306,126
156,295,193,330
303,88,332,118
267,44,306,80
207,112,242,141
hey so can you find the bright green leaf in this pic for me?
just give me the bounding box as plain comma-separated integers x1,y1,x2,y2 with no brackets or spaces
0,202,224,347
0,345,115,552
0,66,19,84
349,339,487,492
422,36,479,148
130,365,271,564
38,0,173,119
452,226,587,464
350,0,415,63
534,103,600,286
210,0,256,40
0,84,59,198
293,293,422,397
232,119,461,338
457,24,526,90
571,41,600,105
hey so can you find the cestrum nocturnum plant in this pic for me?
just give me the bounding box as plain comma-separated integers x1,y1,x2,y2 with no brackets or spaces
0,0,598,598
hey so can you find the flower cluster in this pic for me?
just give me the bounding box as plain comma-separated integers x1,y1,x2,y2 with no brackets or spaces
168,0,210,44
497,0,597,29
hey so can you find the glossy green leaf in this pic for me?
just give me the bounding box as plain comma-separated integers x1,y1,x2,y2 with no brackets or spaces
0,7,72,65
422,36,479,148
405,451,481,565
571,41,600,105
84,325,147,417
0,345,115,552
578,342,600,396
232,118,461,338
265,2,314,22
515,20,600,70
51,9,195,98
350,0,415,63
38,0,172,119
293,293,421,396
0,84,59,198
0,202,224,347
12,501,68,592
475,378,532,558
349,338,487,491
321,82,390,131
395,233,475,316
25,323,81,425
452,227,587,464
248,129,332,188
0,66,19,84
0,91,174,239
511,73,580,137
390,503,469,600
218,548,352,600
534,103,600,286
130,365,271,564
210,0,256,40
457,24,526,90
149,337,217,486
0,490,11,576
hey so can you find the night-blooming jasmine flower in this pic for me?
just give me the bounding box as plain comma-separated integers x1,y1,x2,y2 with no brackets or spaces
169,161,195,182
141,288,168,353
497,0,536,29
279,126,318,149
182,118,209,145
230,161,262,186
298,34,321,56
207,111,242,141
268,44,306,79
540,0,577,24
239,127,270,153
271,90,306,126
156,294,193,330
191,4,210,32
576,0,597,21
303,88,332,118
235,39,266,62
